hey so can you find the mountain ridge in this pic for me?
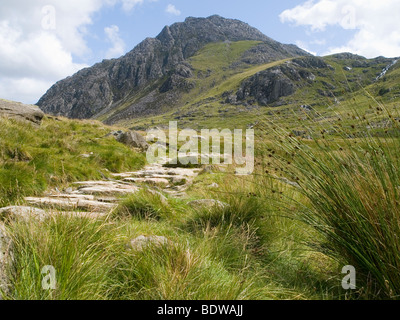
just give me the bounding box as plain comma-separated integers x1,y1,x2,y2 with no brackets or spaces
37,15,309,121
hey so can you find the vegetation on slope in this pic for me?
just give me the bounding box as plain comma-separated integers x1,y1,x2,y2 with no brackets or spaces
2,43,400,300
3,90,400,299
0,116,145,207
118,41,396,132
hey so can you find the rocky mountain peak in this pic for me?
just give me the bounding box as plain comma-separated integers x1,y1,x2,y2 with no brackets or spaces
37,16,309,121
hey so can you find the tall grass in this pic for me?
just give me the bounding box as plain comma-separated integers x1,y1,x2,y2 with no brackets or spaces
3,215,114,300
2,211,285,300
263,101,400,299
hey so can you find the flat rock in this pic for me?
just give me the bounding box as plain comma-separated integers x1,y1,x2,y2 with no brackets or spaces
123,177,170,187
47,193,96,201
73,181,140,195
24,197,116,212
123,165,200,179
0,206,47,222
0,99,44,125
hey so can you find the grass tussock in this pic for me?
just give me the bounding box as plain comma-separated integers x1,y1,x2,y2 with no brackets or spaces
264,101,400,299
114,189,174,221
3,216,113,300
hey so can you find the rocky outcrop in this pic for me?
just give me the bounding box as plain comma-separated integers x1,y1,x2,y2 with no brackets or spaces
237,68,296,105
236,57,328,106
0,99,44,125
37,15,308,122
73,181,140,196
235,42,309,67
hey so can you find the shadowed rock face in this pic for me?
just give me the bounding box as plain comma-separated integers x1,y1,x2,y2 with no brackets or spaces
0,99,44,125
236,56,329,106
36,15,309,122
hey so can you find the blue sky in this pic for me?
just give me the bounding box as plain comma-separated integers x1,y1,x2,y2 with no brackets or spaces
1,0,400,104
83,0,356,65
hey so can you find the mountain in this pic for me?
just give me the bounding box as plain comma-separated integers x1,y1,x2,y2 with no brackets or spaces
37,15,309,122
37,15,400,131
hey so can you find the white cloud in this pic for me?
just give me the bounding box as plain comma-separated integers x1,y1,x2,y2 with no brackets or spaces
105,25,126,58
295,40,317,56
0,0,112,103
0,78,55,106
280,0,400,58
166,4,181,16
0,0,160,104
121,0,144,12
120,0,158,12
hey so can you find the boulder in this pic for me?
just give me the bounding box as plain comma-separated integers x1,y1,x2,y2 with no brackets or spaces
0,99,44,125
116,131,149,151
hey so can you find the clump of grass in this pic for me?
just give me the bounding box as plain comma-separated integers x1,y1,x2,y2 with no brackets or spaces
3,215,114,300
185,196,266,235
115,189,173,221
264,102,400,299
107,231,277,300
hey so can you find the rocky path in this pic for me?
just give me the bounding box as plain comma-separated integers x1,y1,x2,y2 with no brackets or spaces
5,162,203,219
0,161,205,298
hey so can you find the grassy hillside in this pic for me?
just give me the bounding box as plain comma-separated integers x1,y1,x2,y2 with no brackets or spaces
112,41,397,132
0,116,145,206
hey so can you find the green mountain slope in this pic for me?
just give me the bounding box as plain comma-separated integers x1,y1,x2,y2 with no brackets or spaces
109,40,398,132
